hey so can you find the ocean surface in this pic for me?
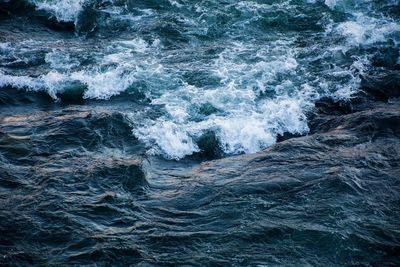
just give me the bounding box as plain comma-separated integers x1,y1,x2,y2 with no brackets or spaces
0,0,400,265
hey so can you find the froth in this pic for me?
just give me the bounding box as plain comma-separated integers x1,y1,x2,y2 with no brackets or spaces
131,95,310,159
129,41,314,159
0,38,162,100
336,15,400,46
29,0,86,22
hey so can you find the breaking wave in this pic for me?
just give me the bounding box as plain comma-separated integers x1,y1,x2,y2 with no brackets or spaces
1,0,399,159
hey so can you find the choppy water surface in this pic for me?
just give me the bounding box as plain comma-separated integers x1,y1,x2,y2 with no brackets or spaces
0,0,400,265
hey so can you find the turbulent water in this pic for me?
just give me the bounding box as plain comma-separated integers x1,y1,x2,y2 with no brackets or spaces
0,0,400,265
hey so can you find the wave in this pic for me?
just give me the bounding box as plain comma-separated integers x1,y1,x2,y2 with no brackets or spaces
1,0,399,159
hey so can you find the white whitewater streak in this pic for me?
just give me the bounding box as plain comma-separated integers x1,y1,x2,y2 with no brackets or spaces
29,0,86,22
0,71,65,99
330,56,369,101
323,9,400,101
0,68,137,100
131,94,310,160
72,69,137,100
135,121,200,160
213,97,308,155
0,72,43,91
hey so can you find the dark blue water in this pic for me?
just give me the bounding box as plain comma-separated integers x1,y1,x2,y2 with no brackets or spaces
1,0,400,265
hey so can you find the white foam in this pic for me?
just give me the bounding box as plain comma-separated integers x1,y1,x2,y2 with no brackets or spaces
128,40,316,159
213,97,309,155
0,72,43,92
336,14,400,46
0,68,137,101
29,0,86,22
318,54,369,101
212,116,276,155
0,38,165,100
71,68,136,100
134,120,200,160
0,62,138,100
40,71,69,99
337,21,366,45
0,71,68,99
131,93,311,159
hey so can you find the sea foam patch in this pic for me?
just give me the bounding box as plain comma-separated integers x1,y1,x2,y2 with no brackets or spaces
29,0,86,22
129,40,315,159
